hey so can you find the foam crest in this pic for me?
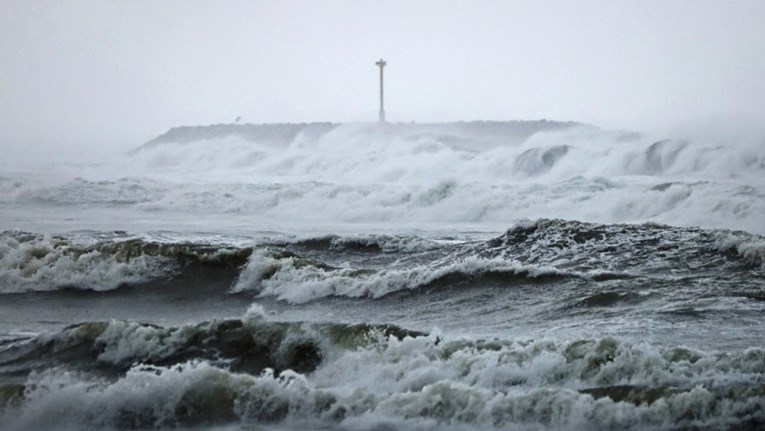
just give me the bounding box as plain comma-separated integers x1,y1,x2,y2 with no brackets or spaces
0,318,422,382
3,333,765,430
0,232,176,293
310,335,765,429
230,220,762,304
0,231,257,294
4,122,764,234
715,231,765,267
232,249,566,303
127,122,765,183
3,361,253,430
127,124,765,233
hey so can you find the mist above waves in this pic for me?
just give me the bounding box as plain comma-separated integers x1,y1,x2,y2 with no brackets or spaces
1,120,763,234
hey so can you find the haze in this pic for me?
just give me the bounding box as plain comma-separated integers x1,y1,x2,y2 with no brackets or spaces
1,0,764,155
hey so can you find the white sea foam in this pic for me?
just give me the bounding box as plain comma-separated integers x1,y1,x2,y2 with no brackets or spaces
3,331,764,431
2,361,254,431
92,320,186,365
0,233,176,293
715,231,765,266
233,249,571,304
1,122,763,235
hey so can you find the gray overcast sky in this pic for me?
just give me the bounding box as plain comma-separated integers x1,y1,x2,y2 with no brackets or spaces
1,0,764,149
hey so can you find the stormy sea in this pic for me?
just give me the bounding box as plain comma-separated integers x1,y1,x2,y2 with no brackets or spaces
1,121,764,431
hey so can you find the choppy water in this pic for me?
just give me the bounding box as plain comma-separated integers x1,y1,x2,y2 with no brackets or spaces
1,122,764,430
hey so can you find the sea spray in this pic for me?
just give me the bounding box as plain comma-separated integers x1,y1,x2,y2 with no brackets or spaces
3,122,764,233
2,314,765,430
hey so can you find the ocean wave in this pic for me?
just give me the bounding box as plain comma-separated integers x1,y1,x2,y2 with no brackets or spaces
0,315,422,382
11,174,763,235
0,232,176,293
0,232,251,294
272,233,444,255
232,248,570,303
127,123,757,234
2,320,764,430
2,220,760,297
131,122,765,180
4,122,765,234
491,218,764,272
569,290,650,308
714,230,765,267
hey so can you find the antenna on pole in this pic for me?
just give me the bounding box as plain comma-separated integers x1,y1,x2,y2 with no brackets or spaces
375,59,387,123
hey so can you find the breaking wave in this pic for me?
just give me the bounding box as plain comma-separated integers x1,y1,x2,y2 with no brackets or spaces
0,231,250,293
0,311,421,380
1,219,761,296
1,314,764,430
232,249,571,303
491,218,765,269
3,122,764,234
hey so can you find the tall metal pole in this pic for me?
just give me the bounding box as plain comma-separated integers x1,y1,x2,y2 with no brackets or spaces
375,59,386,123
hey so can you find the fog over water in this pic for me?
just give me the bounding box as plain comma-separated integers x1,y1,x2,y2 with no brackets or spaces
2,0,765,154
